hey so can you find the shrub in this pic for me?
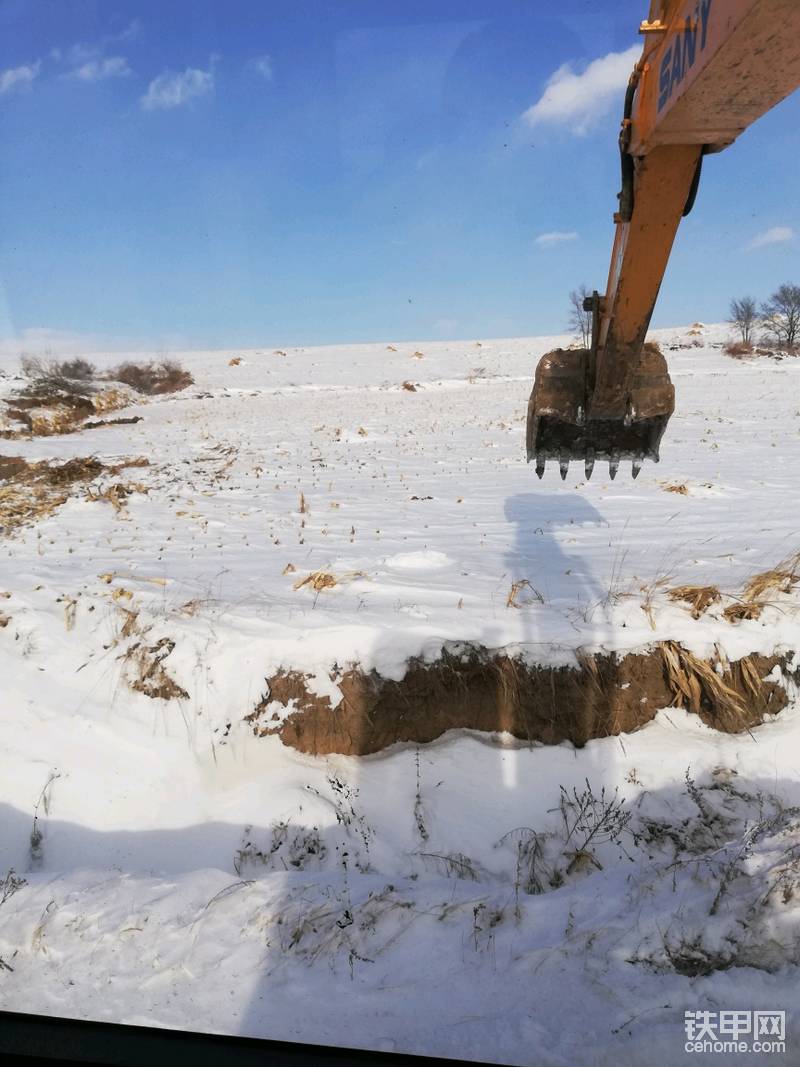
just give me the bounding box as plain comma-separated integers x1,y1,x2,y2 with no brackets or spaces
58,358,96,380
109,359,193,395
724,340,754,358
17,356,96,401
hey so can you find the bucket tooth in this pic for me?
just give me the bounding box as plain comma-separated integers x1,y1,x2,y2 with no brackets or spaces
585,449,595,481
559,455,569,480
535,455,545,479
609,453,620,480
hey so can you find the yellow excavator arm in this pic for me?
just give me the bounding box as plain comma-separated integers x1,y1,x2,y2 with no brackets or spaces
527,0,800,480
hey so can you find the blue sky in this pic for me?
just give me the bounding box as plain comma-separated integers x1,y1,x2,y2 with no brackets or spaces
0,0,798,350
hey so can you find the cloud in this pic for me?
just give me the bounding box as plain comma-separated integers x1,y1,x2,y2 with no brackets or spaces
0,326,142,360
70,56,131,82
535,230,578,247
748,226,794,250
112,19,141,44
141,65,215,111
249,54,273,80
0,60,41,95
65,42,99,65
54,20,141,67
522,44,639,135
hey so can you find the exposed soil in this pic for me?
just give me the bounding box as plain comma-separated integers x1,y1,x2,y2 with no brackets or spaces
246,646,792,756
2,383,135,438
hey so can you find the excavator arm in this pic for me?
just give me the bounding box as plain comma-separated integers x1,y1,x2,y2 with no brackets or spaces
527,0,800,480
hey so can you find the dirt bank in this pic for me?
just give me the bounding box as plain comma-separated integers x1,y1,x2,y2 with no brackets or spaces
245,644,794,756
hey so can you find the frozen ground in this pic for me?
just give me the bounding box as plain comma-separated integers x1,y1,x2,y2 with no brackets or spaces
1,324,799,1063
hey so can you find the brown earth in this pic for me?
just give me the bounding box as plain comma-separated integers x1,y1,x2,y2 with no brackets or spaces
245,645,792,756
2,385,135,438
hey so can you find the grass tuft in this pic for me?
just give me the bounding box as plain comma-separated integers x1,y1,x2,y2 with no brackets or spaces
667,584,721,619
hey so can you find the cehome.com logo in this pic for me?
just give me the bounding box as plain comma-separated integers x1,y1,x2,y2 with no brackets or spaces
684,1010,786,1054
658,0,713,112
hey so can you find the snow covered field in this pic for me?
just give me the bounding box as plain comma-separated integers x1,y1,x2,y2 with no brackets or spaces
1,324,800,1064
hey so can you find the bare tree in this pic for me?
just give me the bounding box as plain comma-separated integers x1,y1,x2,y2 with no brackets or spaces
760,283,800,350
568,285,592,349
728,296,757,345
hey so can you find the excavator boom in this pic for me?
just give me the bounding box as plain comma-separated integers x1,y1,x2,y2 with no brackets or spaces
527,0,800,480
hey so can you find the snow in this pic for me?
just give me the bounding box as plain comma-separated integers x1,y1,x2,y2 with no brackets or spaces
1,324,799,1063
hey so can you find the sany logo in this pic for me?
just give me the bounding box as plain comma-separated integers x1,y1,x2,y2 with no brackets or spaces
658,0,713,111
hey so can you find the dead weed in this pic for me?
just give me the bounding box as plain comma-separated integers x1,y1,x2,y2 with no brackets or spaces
506,579,545,608
667,584,721,619
0,457,105,534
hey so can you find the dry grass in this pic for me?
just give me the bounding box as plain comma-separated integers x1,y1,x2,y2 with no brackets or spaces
292,569,367,593
723,600,764,623
0,457,148,534
667,584,721,619
0,457,105,534
720,550,800,625
401,381,418,392
637,579,668,630
663,483,688,495
506,579,545,608
293,570,338,592
85,481,148,514
128,637,188,700
743,551,800,601
108,457,149,475
660,641,749,729
113,608,188,700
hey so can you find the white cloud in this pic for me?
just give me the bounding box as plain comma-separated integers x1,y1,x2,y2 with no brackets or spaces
66,42,99,65
113,19,141,44
141,65,214,111
535,230,578,247
748,226,794,249
0,326,142,360
0,60,41,95
522,44,639,135
250,54,273,80
71,56,131,82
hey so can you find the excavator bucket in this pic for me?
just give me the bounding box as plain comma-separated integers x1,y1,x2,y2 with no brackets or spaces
526,343,674,480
